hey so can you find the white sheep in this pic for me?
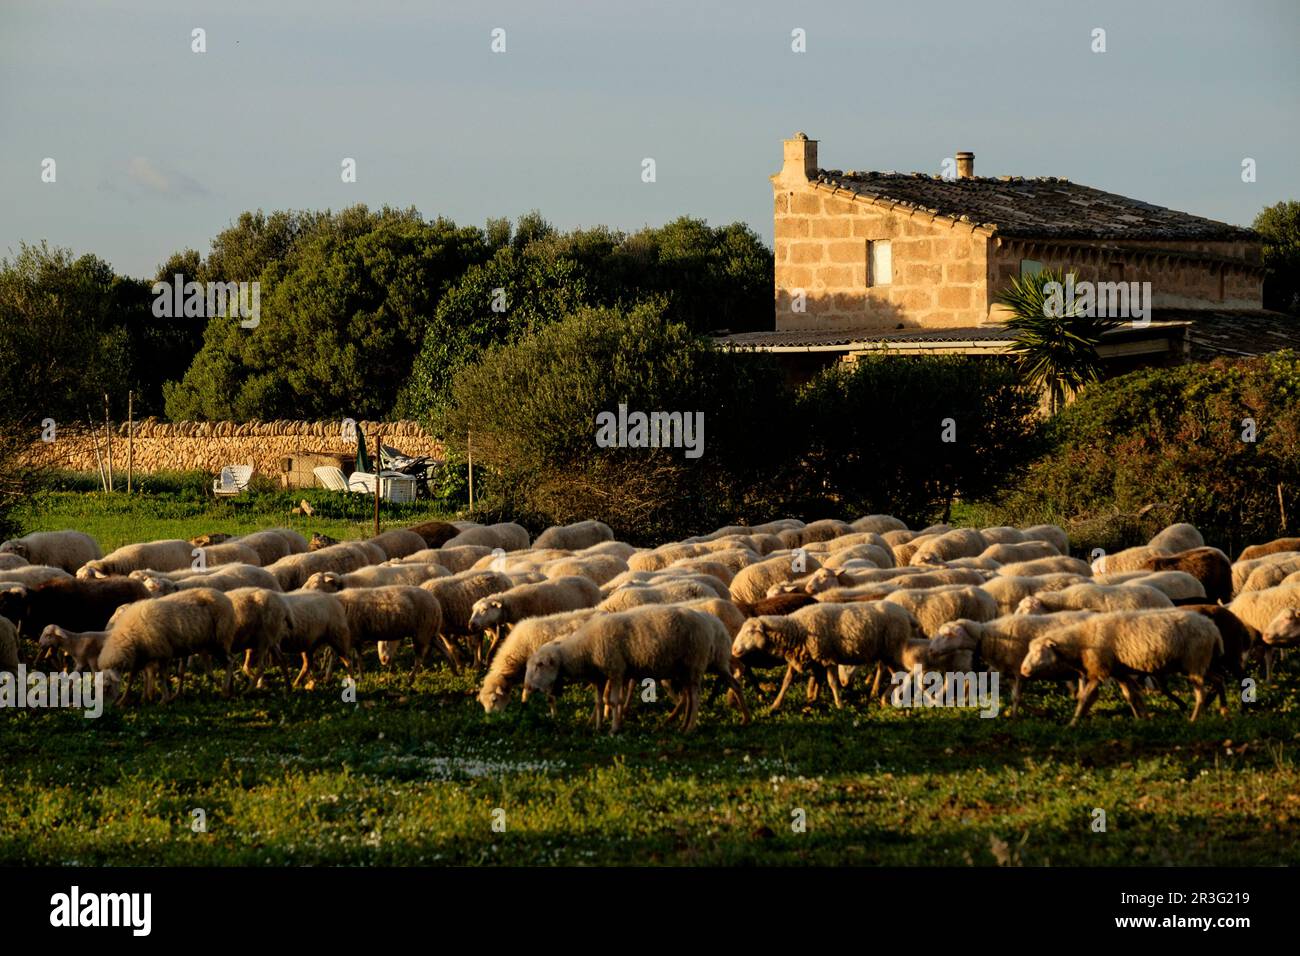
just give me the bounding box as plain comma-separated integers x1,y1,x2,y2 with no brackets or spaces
397,545,493,573
598,578,725,612
225,587,289,688
132,563,281,595
1091,545,1169,575
1020,609,1223,723
978,540,1060,564
777,519,853,549
1096,570,1206,603
276,591,355,687
1020,524,1070,555
1229,584,1300,634
997,556,1093,578
0,531,101,572
849,515,908,534
0,565,73,588
478,608,601,712
664,556,735,586
301,563,449,592
263,542,384,591
1016,583,1173,615
882,584,999,636
1239,556,1300,593
38,624,107,672
533,520,615,551
1148,523,1205,554
365,529,430,560
334,585,456,673
909,528,988,566
979,573,1091,615
443,522,530,551
404,569,520,665
1231,552,1300,595
468,575,604,638
579,540,639,561
729,553,824,604
78,539,195,578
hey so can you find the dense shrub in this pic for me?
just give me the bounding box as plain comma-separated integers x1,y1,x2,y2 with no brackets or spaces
797,355,1043,527
433,304,798,543
1001,351,1300,555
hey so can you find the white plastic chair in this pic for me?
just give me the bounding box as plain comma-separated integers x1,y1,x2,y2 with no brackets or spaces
213,465,253,496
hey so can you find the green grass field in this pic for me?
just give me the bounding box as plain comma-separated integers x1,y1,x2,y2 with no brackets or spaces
3,486,1298,866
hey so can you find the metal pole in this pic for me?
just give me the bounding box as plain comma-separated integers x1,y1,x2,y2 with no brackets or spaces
127,390,134,494
103,394,114,491
373,429,381,537
467,430,474,512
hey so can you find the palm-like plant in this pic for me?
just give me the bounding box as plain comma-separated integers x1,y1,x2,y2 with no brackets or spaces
995,267,1120,414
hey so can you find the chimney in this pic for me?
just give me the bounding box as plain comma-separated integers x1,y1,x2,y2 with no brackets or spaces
955,151,975,179
775,132,818,185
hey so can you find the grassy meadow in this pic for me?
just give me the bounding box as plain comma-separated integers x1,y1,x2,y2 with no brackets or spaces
2,480,1298,866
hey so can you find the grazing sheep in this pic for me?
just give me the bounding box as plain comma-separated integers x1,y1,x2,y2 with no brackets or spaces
849,515,908,535
979,573,1090,614
78,539,195,578
1112,571,1207,603
579,540,638,561
749,519,805,536
1238,538,1300,562
1091,545,1169,575
469,576,604,638
813,568,988,601
978,540,1060,564
777,519,853,550
929,612,1095,716
1020,525,1070,555
443,522,530,551
677,597,748,639
734,591,817,618
225,587,289,687
0,576,149,638
598,579,724,613
732,601,922,710
627,543,713,572
534,520,615,551
98,588,237,701
38,625,106,672
277,591,355,688
0,531,101,573
410,569,519,663
263,542,384,591
478,608,602,712
301,563,449,592
1229,584,1300,634
1181,604,1257,704
1240,556,1300,594
0,615,18,674
406,521,462,549
1020,609,1223,723
365,529,428,560
883,584,999,636
1016,583,1173,615
822,543,893,570
998,556,1093,578
1137,547,1233,604
471,549,571,574
1231,552,1300,594
882,529,916,548
0,554,28,571
909,529,989,566
941,556,1004,571
398,546,493,573
0,565,74,588
1263,608,1300,647
819,530,892,552
187,540,264,568
336,585,457,673
979,526,1027,545
1149,523,1205,554
665,557,734,586
133,564,281,595
524,605,747,733
730,553,824,604
227,530,301,565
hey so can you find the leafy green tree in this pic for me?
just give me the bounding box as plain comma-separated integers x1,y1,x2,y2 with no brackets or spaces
1254,201,1300,314
996,267,1119,414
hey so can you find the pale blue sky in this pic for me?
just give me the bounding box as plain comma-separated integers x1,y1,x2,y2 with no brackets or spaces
2,0,1297,278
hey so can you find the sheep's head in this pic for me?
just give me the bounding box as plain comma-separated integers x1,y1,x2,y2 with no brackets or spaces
469,599,506,632
1090,554,1108,574
1016,595,1048,616
0,540,27,559
100,668,125,702
803,568,847,595
376,639,398,666
732,618,771,658
522,645,562,699
1020,638,1059,677
915,553,946,568
765,582,800,598
303,571,343,593
478,680,509,713
139,573,177,595
1263,607,1300,647
77,563,107,580
931,620,976,655
836,664,857,687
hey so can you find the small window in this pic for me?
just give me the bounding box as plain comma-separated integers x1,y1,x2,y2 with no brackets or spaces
1019,258,1043,278
869,240,892,286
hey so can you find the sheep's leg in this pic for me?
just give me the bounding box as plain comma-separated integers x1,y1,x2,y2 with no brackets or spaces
1188,676,1208,723
825,666,844,710
721,670,750,725
661,691,685,729
1115,677,1149,719
1009,676,1023,718
608,677,626,734
681,684,701,733
590,686,603,729
117,669,137,706
769,665,796,713
1151,675,1187,712
805,672,820,703
1069,677,1102,726
869,662,886,704
293,652,312,688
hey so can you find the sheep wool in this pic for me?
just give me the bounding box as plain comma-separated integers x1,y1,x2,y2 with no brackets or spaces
882,584,999,636
1228,584,1300,634
0,531,102,573
78,539,199,578
533,520,615,551
469,575,604,632
1016,583,1173,615
729,553,824,605
1148,523,1205,554
478,608,601,712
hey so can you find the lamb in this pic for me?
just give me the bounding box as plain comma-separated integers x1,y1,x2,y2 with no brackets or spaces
0,565,73,588
443,522,530,551
276,591,354,687
732,601,922,709
38,625,107,672
929,612,1095,716
883,584,999,636
1136,547,1233,604
468,576,604,637
301,563,449,592
336,585,457,673
1016,583,1174,615
225,587,289,687
978,540,1061,564
1238,537,1300,562
397,546,493,573
533,520,615,551
133,563,281,595
729,553,824,604
406,521,462,548
979,573,1090,614
1019,609,1223,723
0,531,101,573
1148,522,1205,554
98,588,237,701
598,579,724,613
478,608,601,712
849,515,908,534
998,556,1093,578
909,528,989,566
0,615,18,674
0,576,149,638
1090,545,1169,575
523,605,748,733
365,529,429,560
77,539,196,578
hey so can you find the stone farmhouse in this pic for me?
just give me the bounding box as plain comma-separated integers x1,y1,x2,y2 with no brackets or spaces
720,133,1295,379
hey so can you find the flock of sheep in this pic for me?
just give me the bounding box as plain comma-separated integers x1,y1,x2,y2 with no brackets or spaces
1,515,1298,731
